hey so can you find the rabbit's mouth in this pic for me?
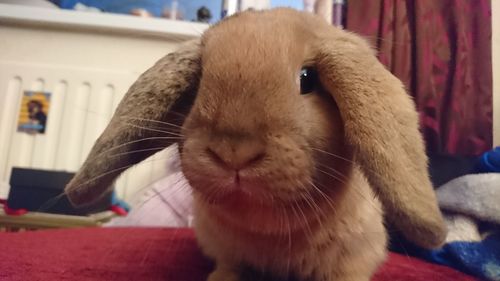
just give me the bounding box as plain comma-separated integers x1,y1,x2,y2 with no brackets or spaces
187,166,324,209
191,171,333,234
187,167,294,205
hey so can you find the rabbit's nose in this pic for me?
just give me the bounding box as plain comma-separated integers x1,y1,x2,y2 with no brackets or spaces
206,139,266,171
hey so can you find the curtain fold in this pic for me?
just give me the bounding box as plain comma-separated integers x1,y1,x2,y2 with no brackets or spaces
346,0,493,155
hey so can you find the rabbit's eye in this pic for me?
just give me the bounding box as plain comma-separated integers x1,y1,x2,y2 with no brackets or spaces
300,67,318,95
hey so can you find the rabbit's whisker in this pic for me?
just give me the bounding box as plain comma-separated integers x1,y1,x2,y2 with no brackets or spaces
66,156,174,192
37,192,67,212
119,116,185,130
311,147,355,164
312,147,388,181
86,136,181,162
282,207,293,280
167,110,188,119
107,147,168,158
152,186,189,224
133,180,187,212
117,157,183,205
302,188,327,229
314,167,383,214
37,155,174,213
307,180,339,217
295,183,327,230
124,122,184,137
290,201,313,246
276,203,286,245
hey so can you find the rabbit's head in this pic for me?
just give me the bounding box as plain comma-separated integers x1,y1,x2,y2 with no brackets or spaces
65,8,446,249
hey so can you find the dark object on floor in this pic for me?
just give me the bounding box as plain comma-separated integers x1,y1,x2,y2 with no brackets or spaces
427,146,500,188
7,167,111,215
0,228,478,281
427,154,478,187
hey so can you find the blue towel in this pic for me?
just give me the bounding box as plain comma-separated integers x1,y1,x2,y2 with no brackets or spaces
390,230,500,280
391,170,500,280
428,233,500,280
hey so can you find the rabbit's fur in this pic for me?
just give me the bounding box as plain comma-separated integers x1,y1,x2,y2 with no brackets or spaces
65,8,447,281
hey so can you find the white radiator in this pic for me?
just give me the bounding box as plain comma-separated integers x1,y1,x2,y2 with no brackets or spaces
0,61,177,201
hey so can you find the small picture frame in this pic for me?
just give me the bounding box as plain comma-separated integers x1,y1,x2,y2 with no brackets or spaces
17,91,51,135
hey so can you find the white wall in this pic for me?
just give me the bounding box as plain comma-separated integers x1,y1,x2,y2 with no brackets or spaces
0,4,207,200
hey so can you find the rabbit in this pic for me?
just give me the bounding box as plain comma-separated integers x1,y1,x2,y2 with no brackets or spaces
64,8,447,281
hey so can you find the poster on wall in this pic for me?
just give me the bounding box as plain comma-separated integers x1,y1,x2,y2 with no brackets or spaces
17,91,51,135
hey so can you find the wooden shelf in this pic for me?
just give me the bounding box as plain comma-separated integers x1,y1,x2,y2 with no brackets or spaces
0,209,117,230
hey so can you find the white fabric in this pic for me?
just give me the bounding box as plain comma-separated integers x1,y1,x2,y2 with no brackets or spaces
106,171,193,227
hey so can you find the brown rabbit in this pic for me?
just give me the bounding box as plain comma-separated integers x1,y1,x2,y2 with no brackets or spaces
65,8,447,281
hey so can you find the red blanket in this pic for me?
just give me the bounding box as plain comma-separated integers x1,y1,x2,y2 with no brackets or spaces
0,228,477,281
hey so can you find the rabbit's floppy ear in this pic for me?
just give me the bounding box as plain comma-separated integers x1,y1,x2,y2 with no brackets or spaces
65,39,201,206
315,34,447,249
